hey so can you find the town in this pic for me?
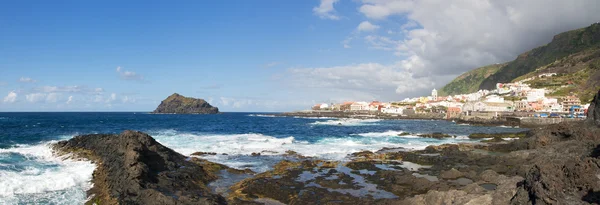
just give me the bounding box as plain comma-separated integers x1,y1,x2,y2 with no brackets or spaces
305,73,590,125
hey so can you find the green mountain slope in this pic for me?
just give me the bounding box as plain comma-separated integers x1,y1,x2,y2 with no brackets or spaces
438,63,504,96
479,23,600,90
439,23,600,103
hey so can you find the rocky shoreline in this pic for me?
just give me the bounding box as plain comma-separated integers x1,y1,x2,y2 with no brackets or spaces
277,111,526,128
52,90,600,204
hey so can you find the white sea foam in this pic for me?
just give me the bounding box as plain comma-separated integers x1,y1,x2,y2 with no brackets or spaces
247,114,279,118
352,130,419,138
0,142,95,204
150,130,442,172
292,116,337,119
310,118,381,126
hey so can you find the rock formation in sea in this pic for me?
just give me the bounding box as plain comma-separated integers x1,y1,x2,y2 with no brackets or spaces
52,130,227,205
152,93,219,114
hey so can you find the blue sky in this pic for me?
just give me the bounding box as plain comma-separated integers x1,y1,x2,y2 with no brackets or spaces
1,0,599,111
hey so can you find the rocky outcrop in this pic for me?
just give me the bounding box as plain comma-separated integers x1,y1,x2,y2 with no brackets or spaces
152,93,219,114
53,130,226,205
468,132,527,139
588,88,600,127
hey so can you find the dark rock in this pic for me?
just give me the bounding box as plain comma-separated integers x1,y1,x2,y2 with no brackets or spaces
152,93,219,114
439,168,464,179
52,130,226,205
588,88,600,127
417,133,455,139
480,137,505,143
468,132,527,139
191,151,217,156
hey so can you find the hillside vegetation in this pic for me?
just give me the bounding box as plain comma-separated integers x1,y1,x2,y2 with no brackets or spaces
439,23,600,103
439,63,504,96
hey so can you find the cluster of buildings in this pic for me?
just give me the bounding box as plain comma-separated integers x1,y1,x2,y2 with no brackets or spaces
311,73,590,119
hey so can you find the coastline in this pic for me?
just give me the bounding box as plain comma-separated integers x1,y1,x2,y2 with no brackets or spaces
51,117,600,204
278,110,584,128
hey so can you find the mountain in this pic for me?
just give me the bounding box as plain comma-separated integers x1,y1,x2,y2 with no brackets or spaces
439,23,600,103
438,63,504,96
152,93,219,114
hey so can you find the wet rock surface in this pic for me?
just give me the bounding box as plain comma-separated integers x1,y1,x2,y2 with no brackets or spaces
228,90,600,204
52,130,227,205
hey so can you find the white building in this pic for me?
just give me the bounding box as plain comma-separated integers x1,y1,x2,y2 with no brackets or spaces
527,89,545,102
381,106,404,114
538,73,557,78
483,102,514,112
431,89,438,99
319,103,329,109
350,102,369,111
484,95,505,103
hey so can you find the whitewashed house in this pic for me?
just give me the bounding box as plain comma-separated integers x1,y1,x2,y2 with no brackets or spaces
350,102,369,111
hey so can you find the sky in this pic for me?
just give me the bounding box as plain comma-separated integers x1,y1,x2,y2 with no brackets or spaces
1,0,599,112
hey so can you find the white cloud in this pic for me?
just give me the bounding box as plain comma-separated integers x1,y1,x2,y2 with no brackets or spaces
25,93,46,103
357,21,380,32
313,0,340,20
342,37,353,48
46,93,60,103
66,96,73,104
364,35,400,51
108,93,116,103
359,0,415,20
121,96,136,103
94,95,104,103
116,66,144,81
354,0,600,79
285,62,446,101
19,77,37,83
36,85,84,93
3,91,17,103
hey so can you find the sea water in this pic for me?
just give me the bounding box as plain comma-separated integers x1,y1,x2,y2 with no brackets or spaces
0,112,527,203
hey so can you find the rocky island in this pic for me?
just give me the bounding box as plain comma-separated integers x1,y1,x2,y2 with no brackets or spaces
152,93,219,114
52,90,600,204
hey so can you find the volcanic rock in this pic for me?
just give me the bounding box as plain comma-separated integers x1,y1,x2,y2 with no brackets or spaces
52,130,226,205
588,88,600,127
152,93,219,114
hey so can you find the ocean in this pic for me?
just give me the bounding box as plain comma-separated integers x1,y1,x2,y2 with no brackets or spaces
0,112,527,204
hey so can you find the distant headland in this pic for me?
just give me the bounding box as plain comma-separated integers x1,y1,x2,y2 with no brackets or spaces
152,93,219,114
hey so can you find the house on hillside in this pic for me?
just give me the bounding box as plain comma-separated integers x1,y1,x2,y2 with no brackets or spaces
561,95,582,112
527,89,545,102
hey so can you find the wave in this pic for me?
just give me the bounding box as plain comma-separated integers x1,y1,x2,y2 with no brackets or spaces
292,116,338,119
247,114,279,118
310,119,381,126
0,141,95,204
352,130,418,138
149,130,446,172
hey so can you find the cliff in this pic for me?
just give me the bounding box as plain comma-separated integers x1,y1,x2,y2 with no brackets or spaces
152,93,219,114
